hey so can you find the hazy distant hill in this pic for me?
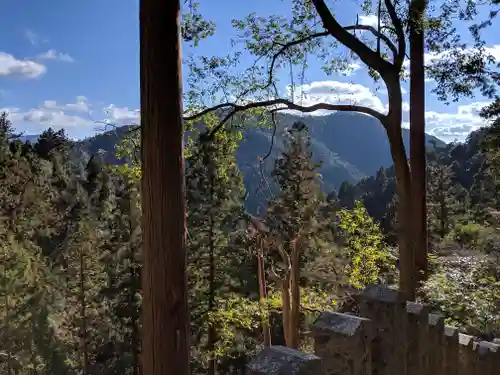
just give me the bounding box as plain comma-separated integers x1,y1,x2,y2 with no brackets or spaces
18,134,40,143
32,112,445,214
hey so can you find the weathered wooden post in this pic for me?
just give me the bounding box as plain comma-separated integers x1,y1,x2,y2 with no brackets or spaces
312,311,373,375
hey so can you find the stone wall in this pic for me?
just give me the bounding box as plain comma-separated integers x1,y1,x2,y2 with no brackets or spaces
246,285,500,375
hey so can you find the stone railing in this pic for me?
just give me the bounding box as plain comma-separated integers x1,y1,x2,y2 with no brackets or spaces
247,285,500,375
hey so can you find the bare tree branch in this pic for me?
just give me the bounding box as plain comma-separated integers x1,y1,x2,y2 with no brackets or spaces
183,97,386,138
310,0,393,76
384,0,406,68
237,31,329,101
344,24,398,58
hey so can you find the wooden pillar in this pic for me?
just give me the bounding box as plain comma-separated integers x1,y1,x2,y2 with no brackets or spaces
140,0,190,374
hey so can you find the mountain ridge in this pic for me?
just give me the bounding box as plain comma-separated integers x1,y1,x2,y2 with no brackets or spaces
22,112,445,213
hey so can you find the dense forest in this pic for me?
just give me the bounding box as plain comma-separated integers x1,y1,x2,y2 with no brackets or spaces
73,112,443,216
1,100,499,374
2,0,500,374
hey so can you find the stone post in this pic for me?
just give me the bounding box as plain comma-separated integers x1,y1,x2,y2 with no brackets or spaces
311,311,373,375
458,333,475,374
406,301,430,375
356,284,407,375
426,313,445,374
246,346,324,375
473,341,500,375
442,326,459,375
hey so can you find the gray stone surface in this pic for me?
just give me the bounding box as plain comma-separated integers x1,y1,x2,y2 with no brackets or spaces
458,333,474,347
428,313,444,327
247,346,323,375
312,312,371,337
406,301,428,316
475,341,499,356
359,284,406,304
444,325,458,338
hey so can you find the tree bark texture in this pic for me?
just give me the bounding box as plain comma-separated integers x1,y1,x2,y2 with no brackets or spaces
140,0,190,374
409,0,429,284
385,74,417,300
311,0,418,299
257,239,271,347
289,239,301,350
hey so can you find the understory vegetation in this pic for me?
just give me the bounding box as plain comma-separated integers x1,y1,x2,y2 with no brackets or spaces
1,105,499,374
2,0,500,374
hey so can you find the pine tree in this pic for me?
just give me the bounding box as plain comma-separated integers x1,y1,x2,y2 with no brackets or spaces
186,131,259,374
97,171,142,375
265,121,325,349
427,162,464,239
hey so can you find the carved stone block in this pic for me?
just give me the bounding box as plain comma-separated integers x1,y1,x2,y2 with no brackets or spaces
357,285,407,375
246,346,324,375
312,312,373,375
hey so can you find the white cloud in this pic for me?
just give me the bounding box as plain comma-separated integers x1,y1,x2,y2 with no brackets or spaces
38,49,75,63
0,99,140,140
425,102,491,142
282,80,490,143
402,44,500,83
103,105,140,125
340,62,362,76
358,15,379,28
1,106,93,139
0,52,46,78
25,29,40,45
287,80,386,115
42,96,89,113
485,45,500,61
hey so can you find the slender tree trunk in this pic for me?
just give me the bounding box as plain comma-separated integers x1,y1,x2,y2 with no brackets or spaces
409,0,429,284
289,239,300,349
140,0,190,374
4,261,12,375
257,239,271,347
79,250,88,375
385,74,416,300
130,262,140,375
438,181,448,238
207,157,217,375
281,271,292,346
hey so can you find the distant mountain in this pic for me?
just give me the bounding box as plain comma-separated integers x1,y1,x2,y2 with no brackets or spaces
18,134,40,143
234,112,444,212
38,112,445,214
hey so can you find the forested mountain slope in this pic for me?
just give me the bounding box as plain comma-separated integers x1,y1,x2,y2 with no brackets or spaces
337,127,491,241
63,112,442,213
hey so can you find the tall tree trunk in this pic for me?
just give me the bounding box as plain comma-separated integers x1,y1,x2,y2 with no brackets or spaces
385,74,416,300
257,239,271,347
409,0,429,284
289,239,300,350
281,273,292,346
79,250,88,375
140,0,190,374
207,157,217,375
130,261,140,375
438,179,448,238
4,263,12,375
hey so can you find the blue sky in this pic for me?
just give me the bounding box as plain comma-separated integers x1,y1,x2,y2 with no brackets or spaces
0,0,498,142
